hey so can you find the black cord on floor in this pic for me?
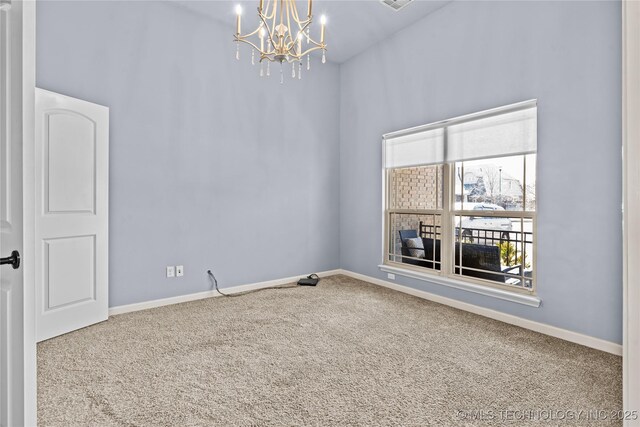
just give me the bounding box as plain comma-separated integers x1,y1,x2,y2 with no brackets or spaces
207,270,298,297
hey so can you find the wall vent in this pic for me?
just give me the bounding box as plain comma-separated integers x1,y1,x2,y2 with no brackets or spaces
380,0,414,12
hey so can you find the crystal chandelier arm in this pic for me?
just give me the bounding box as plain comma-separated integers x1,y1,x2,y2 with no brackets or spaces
298,45,325,57
236,24,264,39
235,37,263,53
266,0,278,48
300,33,323,48
291,3,313,52
290,1,311,29
292,3,320,47
256,44,324,62
286,20,310,54
259,13,278,54
285,0,309,54
292,22,311,55
262,0,276,19
285,0,294,47
261,52,280,63
254,1,279,54
271,0,281,50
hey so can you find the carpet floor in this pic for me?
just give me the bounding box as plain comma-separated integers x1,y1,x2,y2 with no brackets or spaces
38,275,622,426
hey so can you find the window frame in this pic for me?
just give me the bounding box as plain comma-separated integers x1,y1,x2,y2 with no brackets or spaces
382,101,537,296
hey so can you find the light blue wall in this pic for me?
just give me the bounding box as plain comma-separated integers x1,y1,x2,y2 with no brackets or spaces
340,0,622,343
37,1,341,307
38,0,623,344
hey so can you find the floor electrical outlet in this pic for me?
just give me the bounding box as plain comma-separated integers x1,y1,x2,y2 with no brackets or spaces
166,266,175,278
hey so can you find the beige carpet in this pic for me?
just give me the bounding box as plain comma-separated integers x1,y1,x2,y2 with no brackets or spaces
38,275,621,426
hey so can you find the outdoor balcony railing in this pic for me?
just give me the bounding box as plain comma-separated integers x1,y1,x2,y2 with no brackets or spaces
419,221,533,246
415,220,534,289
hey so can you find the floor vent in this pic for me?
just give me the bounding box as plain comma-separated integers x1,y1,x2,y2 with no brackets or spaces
380,0,414,12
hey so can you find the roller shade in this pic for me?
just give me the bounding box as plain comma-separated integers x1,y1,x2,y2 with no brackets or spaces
384,101,537,169
384,128,444,168
447,107,537,162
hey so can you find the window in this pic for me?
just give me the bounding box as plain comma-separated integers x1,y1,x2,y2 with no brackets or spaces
383,100,537,294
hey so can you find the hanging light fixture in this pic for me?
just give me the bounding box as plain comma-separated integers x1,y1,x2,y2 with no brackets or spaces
234,0,327,82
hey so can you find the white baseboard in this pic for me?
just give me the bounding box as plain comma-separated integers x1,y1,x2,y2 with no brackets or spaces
108,267,622,356
108,269,342,316
338,269,623,356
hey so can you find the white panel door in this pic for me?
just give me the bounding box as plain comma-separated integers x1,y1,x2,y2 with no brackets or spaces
35,88,109,342
0,1,36,425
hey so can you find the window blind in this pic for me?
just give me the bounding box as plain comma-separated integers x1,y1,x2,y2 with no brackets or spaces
447,107,537,162
384,128,444,168
383,101,537,168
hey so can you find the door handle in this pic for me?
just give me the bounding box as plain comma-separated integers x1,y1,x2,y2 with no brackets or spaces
0,250,20,269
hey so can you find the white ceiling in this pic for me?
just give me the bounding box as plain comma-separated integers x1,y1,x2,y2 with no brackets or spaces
174,0,451,63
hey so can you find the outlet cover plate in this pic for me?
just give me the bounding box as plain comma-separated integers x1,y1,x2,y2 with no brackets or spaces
166,266,175,278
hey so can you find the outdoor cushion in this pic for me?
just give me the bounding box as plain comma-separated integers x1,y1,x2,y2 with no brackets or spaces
405,237,425,258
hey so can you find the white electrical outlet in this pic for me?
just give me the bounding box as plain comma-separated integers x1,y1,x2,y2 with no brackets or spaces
387,273,395,280
166,266,175,278
176,265,184,277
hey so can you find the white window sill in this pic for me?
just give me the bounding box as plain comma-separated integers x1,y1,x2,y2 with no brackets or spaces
378,264,542,308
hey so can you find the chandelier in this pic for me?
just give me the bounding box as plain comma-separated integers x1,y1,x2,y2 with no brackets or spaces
234,0,327,82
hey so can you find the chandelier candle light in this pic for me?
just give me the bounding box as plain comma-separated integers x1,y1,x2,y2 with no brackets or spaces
234,0,327,82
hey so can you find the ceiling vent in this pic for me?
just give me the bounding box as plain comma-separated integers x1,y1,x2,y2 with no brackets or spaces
380,0,414,12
